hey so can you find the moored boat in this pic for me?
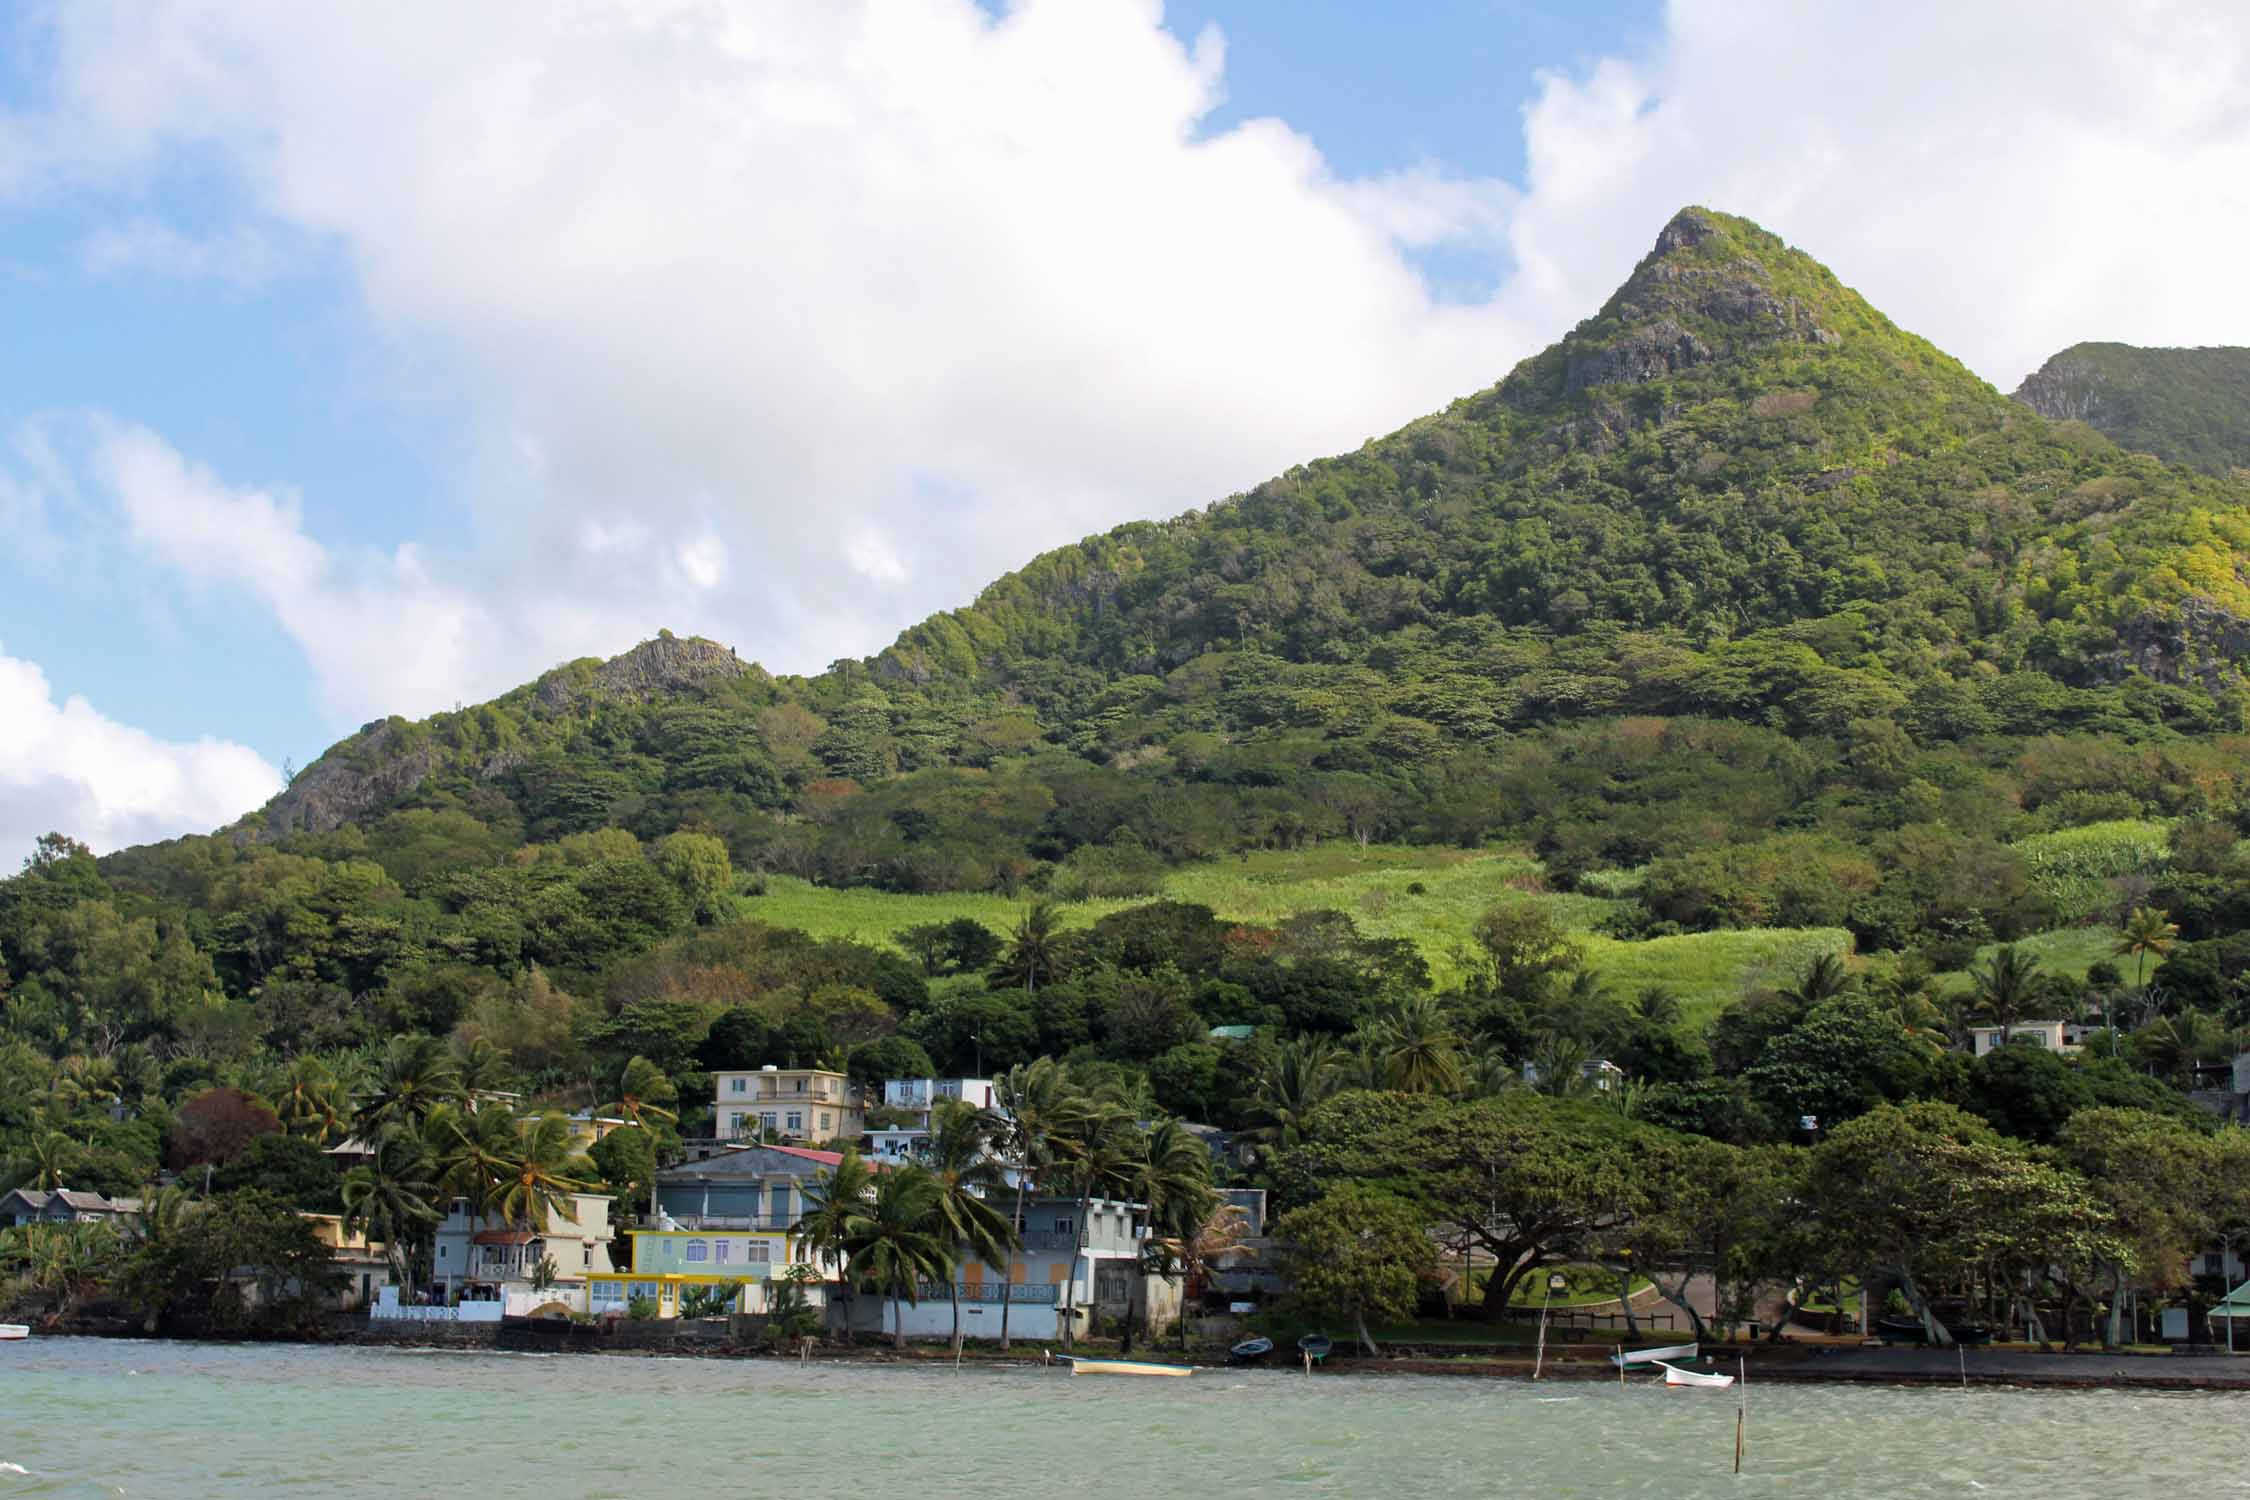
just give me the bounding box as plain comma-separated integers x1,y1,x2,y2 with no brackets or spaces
1875,1316,1929,1345
1611,1341,1697,1368
1297,1334,1333,1364
1229,1336,1275,1363
1657,1361,1735,1388
1059,1355,1192,1377
0,1324,28,1341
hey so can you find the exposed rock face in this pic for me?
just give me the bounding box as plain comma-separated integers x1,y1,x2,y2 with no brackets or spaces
2014,342,2250,476
256,719,444,840
534,634,752,710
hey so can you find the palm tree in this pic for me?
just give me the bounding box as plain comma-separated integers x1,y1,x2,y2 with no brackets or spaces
842,1166,955,1351
1050,1100,1138,1350
453,1036,515,1097
991,1058,1082,1350
921,1098,1014,1354
793,1148,878,1343
1130,1118,1214,1344
991,901,1067,995
1526,1032,1592,1098
341,1133,439,1299
23,1129,76,1191
1373,994,1466,1094
1631,985,1682,1030
1871,970,1951,1054
1787,951,1855,1008
1969,944,2040,1045
427,1102,518,1213
598,1055,681,1220
1464,1042,1520,1099
1144,1203,1252,1351
272,1055,350,1144
2116,906,2180,1014
355,1035,464,1140
2130,1008,2231,1085
1239,1038,1337,1162
485,1113,597,1232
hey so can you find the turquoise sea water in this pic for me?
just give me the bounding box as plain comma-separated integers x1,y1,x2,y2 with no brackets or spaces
0,1338,2234,1498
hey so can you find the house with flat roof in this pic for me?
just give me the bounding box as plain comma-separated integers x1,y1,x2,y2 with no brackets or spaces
712,1066,865,1143
428,1192,614,1313
1966,1020,2094,1057
869,1077,996,1163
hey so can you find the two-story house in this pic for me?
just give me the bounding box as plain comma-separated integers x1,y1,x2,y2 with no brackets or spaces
608,1142,874,1316
846,1192,1168,1343
868,1077,996,1163
712,1065,865,1143
428,1192,615,1312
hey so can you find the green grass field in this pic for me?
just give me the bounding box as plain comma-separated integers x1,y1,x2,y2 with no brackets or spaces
1935,924,2119,991
740,843,1851,1028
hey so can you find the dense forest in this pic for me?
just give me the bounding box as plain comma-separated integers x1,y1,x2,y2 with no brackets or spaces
10,208,2250,1344
2016,341,2250,479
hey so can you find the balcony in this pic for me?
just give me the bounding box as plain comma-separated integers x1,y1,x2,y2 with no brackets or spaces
1020,1232,1082,1251
668,1216,795,1232
915,1282,1058,1305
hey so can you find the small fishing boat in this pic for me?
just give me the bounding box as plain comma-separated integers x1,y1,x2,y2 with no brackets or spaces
1945,1323,1993,1347
0,1325,27,1341
1657,1361,1735,1389
1296,1334,1333,1364
1611,1341,1697,1368
1228,1336,1275,1363
1057,1354,1191,1378
1874,1316,1929,1345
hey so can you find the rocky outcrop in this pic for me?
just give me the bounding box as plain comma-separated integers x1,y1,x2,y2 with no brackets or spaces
533,634,753,711
254,719,445,840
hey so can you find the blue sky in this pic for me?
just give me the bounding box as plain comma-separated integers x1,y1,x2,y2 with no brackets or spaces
0,0,2245,859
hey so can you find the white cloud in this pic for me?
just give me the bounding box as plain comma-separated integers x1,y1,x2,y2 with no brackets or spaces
0,643,282,861
4,0,2248,729
81,219,289,287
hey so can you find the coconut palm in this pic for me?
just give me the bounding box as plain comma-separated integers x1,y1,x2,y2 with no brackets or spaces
22,1129,77,1191
1133,1117,1215,1245
1144,1203,1252,1351
485,1113,597,1231
427,1102,520,1211
1464,1042,1521,1099
1631,985,1683,1030
354,1035,464,1140
990,1058,1083,1349
598,1054,681,1219
842,1166,955,1351
453,1036,515,1097
1050,1100,1139,1350
990,901,1067,995
1526,1032,1592,1098
272,1055,350,1144
1787,951,1855,1007
341,1133,439,1298
793,1148,878,1343
1239,1038,1338,1161
1969,944,2040,1045
1373,993,1466,1094
2116,907,2180,996
2131,1008,2232,1085
921,1098,1015,1354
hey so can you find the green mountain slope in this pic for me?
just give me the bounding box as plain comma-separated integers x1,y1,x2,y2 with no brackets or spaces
242,208,2250,891
2013,341,2250,477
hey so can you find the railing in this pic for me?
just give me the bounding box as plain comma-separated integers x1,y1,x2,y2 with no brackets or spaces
1019,1232,1081,1251
666,1216,795,1232
915,1282,1059,1305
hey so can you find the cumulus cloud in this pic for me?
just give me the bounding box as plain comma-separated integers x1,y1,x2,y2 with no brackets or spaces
0,644,282,861
81,219,291,287
4,0,2248,729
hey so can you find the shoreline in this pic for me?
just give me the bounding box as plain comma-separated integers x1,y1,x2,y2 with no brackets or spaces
32,1319,2250,1391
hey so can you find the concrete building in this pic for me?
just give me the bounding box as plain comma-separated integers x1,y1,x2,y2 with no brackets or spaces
429,1192,614,1312
587,1223,815,1317
868,1077,995,1163
712,1065,865,1143
843,1193,1169,1343
1966,1020,2094,1057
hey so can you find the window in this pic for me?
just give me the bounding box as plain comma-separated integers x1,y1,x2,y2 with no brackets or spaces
715,1240,732,1264
591,1282,623,1308
786,1111,803,1133
438,1245,447,1260
686,1240,709,1263
2208,1253,2226,1276
1054,1218,1072,1236
745,1242,772,1264
730,1077,747,1093
761,1112,778,1132
819,1112,832,1131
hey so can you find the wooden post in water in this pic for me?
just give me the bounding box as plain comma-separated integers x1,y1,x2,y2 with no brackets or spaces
1732,1356,1746,1474
1303,1350,1312,1377
1958,1340,1967,1391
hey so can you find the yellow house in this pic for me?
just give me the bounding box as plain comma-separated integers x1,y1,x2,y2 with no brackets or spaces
586,1225,809,1318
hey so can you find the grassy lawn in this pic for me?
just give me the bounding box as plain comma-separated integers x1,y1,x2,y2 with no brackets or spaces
738,842,1851,1029
1937,924,2119,992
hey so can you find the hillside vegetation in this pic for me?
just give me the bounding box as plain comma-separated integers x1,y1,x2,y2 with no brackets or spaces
9,208,2250,1250
2016,341,2250,477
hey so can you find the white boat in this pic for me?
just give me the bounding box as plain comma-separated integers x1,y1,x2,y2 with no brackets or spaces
1657,1361,1735,1388
0,1325,28,1341
1057,1354,1191,1377
1611,1341,1697,1368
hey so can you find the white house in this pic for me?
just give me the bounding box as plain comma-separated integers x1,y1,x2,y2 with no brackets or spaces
428,1192,615,1313
1966,1020,2095,1057
869,1077,997,1163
